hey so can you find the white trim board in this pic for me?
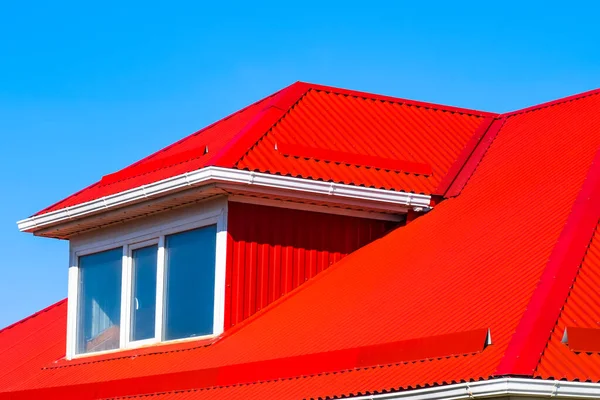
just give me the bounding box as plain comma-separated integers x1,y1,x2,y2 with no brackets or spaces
18,167,431,234
348,378,600,400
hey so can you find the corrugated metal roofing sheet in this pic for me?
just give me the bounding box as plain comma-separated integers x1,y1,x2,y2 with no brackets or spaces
237,87,488,194
0,300,66,391
4,87,600,399
32,82,493,217
34,90,279,216
535,223,600,381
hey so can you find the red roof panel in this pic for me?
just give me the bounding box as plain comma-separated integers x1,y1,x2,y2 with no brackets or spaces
34,89,280,215
237,87,489,194
4,87,600,399
535,223,600,381
33,82,494,217
0,300,66,391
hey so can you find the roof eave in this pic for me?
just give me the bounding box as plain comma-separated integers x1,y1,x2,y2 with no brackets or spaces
347,378,600,400
17,167,431,238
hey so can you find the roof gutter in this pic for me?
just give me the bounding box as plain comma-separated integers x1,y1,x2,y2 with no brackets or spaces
348,378,600,400
17,167,431,233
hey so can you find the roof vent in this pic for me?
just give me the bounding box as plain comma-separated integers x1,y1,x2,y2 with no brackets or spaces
562,327,600,352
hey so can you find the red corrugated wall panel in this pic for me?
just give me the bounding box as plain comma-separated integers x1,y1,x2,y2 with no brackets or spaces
225,202,397,328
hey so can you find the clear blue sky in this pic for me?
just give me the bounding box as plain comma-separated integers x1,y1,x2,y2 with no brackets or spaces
1,1,599,328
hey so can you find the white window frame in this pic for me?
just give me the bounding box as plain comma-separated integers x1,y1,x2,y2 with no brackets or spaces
66,197,228,359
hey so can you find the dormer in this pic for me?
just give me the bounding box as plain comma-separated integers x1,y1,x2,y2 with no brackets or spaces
17,82,495,359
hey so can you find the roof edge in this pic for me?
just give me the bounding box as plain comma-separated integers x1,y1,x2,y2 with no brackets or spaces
8,377,600,400
304,81,498,118
211,81,311,168
17,167,429,236
0,298,66,335
349,378,600,400
495,148,600,376
32,87,286,218
501,87,600,117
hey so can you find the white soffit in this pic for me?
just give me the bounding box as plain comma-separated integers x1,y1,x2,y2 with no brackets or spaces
17,167,431,234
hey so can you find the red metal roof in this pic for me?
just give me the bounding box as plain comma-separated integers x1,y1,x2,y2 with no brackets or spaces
3,87,600,399
236,85,492,194
0,299,66,391
33,82,495,217
535,223,600,380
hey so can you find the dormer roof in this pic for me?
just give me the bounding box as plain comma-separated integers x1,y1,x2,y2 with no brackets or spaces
3,85,600,400
18,82,497,238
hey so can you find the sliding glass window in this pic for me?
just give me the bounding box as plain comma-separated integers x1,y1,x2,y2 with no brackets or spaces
77,248,122,355
164,225,217,340
130,245,158,342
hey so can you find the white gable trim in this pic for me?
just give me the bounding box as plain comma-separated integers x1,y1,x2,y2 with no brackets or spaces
349,378,600,400
17,167,431,233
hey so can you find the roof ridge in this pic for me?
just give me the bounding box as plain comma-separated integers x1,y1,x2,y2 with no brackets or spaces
533,220,600,375
0,298,66,335
494,148,600,376
113,87,285,171
301,81,498,118
32,89,284,217
212,82,311,168
501,87,600,118
441,117,507,198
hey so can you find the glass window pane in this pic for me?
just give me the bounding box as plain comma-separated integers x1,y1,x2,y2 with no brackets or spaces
131,245,158,342
77,248,122,354
164,225,216,340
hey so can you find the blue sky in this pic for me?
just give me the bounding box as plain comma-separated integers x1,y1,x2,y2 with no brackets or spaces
1,1,599,328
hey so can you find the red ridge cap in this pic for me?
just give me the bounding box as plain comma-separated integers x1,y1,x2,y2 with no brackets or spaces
0,298,66,335
494,149,600,376
212,82,311,168
304,82,497,118
113,88,285,172
444,117,506,198
435,116,496,196
501,87,600,118
32,89,285,217
5,329,489,400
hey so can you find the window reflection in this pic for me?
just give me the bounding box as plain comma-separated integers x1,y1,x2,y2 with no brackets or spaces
77,248,122,354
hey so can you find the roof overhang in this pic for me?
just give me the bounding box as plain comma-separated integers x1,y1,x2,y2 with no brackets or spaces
18,167,431,239
349,378,600,400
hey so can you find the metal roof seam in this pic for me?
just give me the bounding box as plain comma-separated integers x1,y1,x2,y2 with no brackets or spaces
495,148,600,376
435,116,497,196
232,90,310,169
214,82,311,168
444,117,507,198
116,88,284,172
535,218,600,376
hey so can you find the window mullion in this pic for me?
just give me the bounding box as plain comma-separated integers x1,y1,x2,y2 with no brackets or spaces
119,246,130,349
155,236,166,341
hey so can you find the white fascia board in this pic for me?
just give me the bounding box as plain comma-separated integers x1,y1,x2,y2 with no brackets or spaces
17,167,431,233
349,378,600,400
